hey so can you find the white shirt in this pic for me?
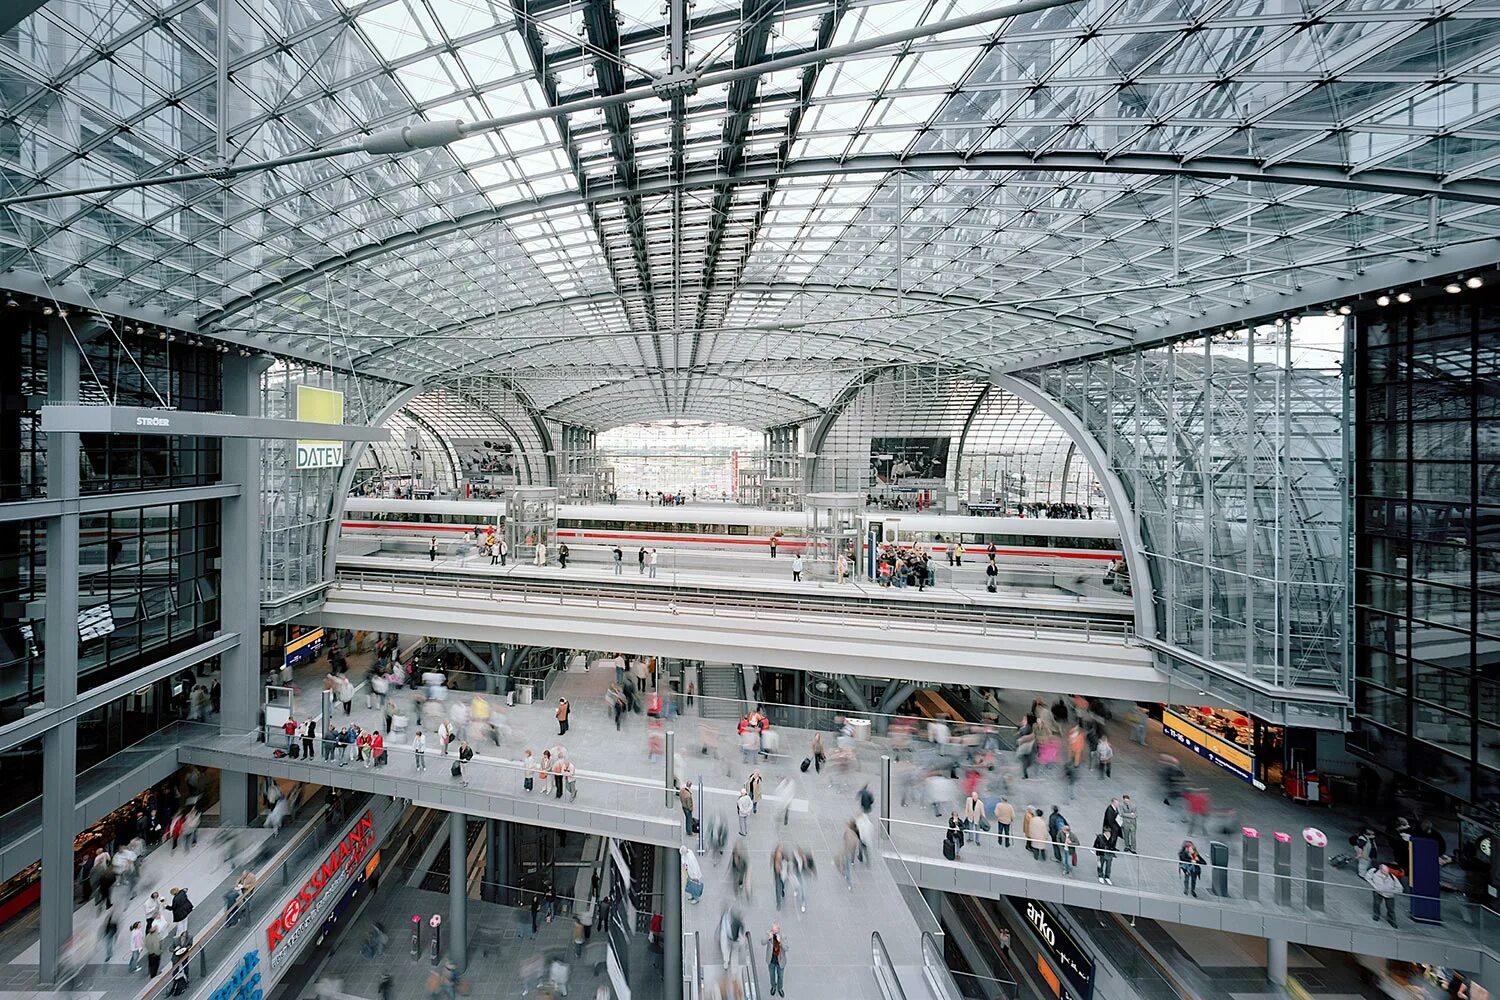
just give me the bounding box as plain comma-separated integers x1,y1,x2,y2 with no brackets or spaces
736,793,753,817
412,732,426,753
682,849,703,883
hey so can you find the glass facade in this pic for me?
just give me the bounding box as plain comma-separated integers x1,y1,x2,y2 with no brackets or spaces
1023,323,1349,724
1353,289,1500,817
75,502,221,696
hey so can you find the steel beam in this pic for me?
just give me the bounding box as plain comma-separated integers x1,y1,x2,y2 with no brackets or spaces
991,373,1158,645
0,481,241,523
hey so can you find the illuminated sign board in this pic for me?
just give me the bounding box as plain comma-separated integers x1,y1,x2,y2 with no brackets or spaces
210,950,262,1000
295,385,344,470
1162,709,1256,785
283,627,326,670
1024,900,1093,999
266,809,374,964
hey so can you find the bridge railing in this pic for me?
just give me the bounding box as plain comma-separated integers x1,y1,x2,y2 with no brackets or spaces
882,811,1500,957
333,566,1134,644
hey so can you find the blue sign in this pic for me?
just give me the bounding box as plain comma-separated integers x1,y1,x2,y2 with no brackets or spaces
211,950,262,1000
283,628,325,670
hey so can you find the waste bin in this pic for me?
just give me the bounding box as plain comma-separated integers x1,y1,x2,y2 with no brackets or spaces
517,683,534,705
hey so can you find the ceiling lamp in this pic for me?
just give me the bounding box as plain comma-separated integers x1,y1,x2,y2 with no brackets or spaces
1396,291,1412,304
1337,304,1352,315
1376,294,1391,307
1445,280,1463,294
1465,275,1484,289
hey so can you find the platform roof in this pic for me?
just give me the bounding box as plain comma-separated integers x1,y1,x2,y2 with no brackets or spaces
5,0,1500,428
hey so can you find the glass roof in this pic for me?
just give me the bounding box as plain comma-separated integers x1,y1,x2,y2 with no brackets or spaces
5,0,1500,428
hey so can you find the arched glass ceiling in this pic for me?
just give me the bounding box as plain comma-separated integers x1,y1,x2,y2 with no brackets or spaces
5,0,1500,429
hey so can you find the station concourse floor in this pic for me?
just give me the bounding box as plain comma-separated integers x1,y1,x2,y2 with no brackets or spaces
0,817,275,1000
258,644,1492,997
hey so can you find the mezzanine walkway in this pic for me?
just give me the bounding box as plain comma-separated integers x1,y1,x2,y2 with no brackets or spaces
318,557,1165,701
172,658,1498,988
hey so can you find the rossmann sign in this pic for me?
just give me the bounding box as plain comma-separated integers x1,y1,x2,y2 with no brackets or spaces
266,809,375,962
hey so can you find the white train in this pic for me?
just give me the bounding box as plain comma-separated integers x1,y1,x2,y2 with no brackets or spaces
341,498,1121,562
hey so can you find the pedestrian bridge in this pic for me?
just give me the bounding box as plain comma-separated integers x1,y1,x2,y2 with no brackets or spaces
318,558,1168,701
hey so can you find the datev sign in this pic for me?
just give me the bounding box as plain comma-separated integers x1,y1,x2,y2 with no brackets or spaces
295,385,344,470
1024,899,1095,999
265,809,374,966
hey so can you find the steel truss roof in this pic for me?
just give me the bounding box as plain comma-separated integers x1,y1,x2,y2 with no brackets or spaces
6,0,1500,428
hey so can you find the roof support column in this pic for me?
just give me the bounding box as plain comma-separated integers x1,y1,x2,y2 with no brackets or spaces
38,324,80,988
220,354,273,826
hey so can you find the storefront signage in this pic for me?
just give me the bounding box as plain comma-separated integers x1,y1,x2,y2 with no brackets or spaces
266,809,374,962
210,950,262,1000
283,627,326,669
1024,900,1094,998
295,385,345,469
1163,708,1256,785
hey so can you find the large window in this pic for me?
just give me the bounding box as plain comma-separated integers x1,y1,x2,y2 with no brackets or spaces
1354,289,1500,817
599,422,762,499
74,502,221,695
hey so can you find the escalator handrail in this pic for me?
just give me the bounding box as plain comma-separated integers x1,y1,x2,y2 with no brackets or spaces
872,931,907,1000
921,931,965,1000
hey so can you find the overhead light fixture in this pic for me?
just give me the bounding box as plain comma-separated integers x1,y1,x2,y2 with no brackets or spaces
1445,281,1463,294
1325,308,1337,317
1337,304,1352,315
1376,294,1391,307
42,305,54,315
1396,291,1412,303
3,297,15,308
1465,275,1483,289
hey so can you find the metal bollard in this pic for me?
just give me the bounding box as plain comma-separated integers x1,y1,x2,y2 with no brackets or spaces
1209,841,1230,897
1273,832,1292,907
1303,828,1327,912
1241,827,1260,900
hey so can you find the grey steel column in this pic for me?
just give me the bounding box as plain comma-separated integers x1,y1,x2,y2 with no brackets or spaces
1266,938,1288,986
219,355,272,825
39,326,81,987
662,844,682,1000
449,812,468,971
485,818,513,905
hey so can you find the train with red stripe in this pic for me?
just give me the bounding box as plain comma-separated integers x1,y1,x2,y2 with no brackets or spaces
341,498,1121,562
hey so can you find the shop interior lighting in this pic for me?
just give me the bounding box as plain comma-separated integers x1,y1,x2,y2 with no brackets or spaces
1337,304,1352,315
1376,294,1391,307
1396,291,1413,303
1445,281,1463,294
1465,275,1484,289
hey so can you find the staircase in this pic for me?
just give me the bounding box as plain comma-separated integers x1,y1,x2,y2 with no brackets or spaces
698,662,744,719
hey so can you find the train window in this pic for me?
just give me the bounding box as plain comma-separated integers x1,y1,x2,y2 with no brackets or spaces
726,524,748,535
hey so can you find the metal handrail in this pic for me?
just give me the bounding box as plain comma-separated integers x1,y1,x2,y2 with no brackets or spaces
683,931,701,1000
333,565,1135,644
872,932,906,1000
921,931,964,1000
